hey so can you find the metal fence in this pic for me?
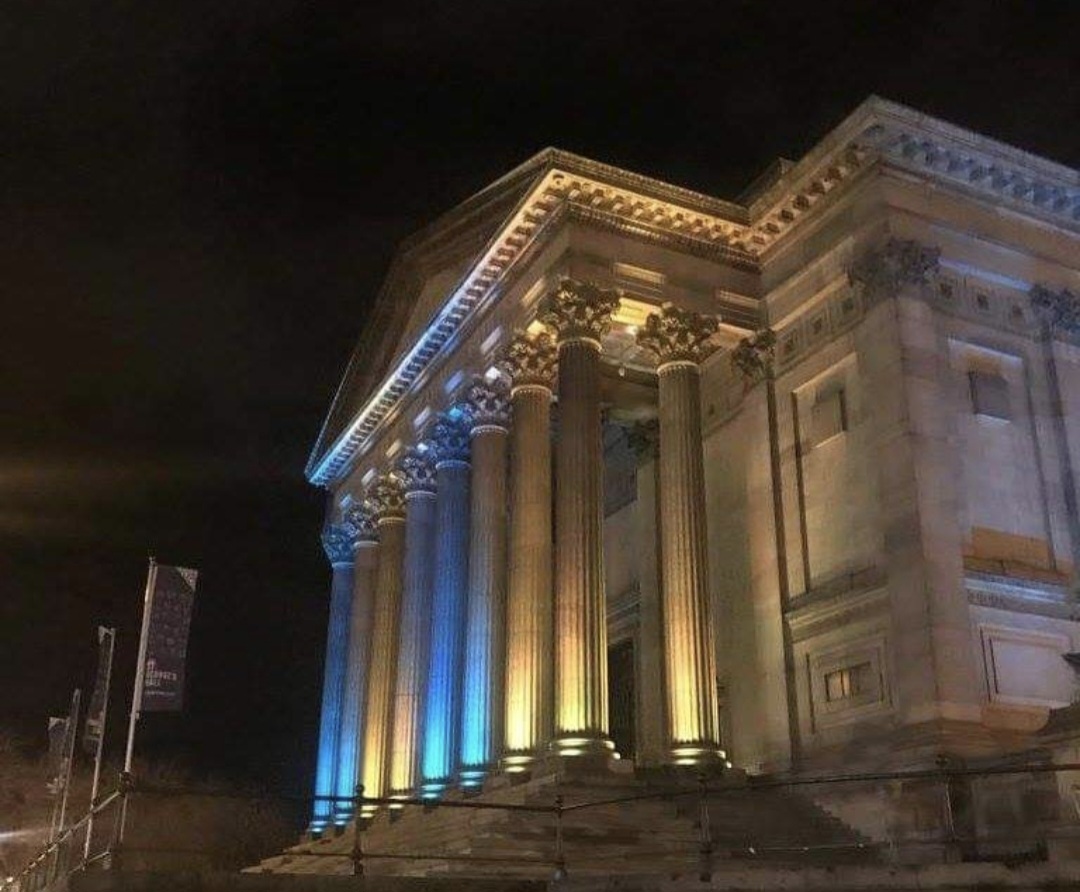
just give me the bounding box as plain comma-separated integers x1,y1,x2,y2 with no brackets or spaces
7,761,1080,891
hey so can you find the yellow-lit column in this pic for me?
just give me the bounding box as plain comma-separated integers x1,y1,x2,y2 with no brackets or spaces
541,279,621,758
637,304,723,765
500,332,556,773
359,472,407,817
389,447,437,801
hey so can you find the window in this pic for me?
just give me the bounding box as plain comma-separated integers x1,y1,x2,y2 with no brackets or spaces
824,662,873,702
969,369,1010,420
810,386,847,446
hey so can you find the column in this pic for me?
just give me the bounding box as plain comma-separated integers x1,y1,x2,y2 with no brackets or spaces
420,409,472,798
459,378,510,788
500,332,556,772
637,303,723,764
358,472,407,817
389,447,437,801
541,279,621,758
334,507,379,825
311,522,356,831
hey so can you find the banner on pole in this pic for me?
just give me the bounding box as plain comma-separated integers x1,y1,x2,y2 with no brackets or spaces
83,626,116,754
141,565,198,712
47,716,68,792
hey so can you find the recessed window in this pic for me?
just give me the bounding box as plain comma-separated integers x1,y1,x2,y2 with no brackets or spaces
824,662,873,702
810,386,847,446
969,369,1010,420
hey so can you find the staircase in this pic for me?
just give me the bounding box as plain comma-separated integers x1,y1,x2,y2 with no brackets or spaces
252,768,875,879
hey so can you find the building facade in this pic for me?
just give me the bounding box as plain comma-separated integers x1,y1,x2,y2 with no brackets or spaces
304,97,1080,834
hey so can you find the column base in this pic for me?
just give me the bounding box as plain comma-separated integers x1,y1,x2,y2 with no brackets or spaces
458,766,490,792
502,751,539,777
550,733,616,759
418,778,451,801
670,742,730,769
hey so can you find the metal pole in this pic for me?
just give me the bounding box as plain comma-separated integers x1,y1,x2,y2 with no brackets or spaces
84,627,116,861
56,690,81,836
351,785,365,876
697,772,714,882
552,794,566,881
119,558,157,845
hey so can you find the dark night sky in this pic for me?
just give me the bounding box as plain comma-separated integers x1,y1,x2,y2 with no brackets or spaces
2,0,1077,793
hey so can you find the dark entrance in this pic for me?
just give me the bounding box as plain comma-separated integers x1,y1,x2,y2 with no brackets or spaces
607,638,636,761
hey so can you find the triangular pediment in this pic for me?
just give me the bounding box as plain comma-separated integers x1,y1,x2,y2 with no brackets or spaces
308,97,1080,487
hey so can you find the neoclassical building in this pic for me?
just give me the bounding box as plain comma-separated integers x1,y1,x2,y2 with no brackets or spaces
304,96,1080,834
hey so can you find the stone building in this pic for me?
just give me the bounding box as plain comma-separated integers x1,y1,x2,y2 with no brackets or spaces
302,96,1080,846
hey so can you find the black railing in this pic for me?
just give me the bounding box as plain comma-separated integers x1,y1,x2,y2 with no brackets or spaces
7,760,1080,891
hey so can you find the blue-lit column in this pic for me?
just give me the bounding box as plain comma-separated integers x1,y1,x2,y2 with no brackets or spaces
311,522,356,831
500,332,556,773
389,447,437,801
359,473,407,818
460,378,510,789
333,507,378,825
420,410,471,798
542,279,621,759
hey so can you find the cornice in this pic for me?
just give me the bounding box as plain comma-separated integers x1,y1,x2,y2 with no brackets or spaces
307,98,1079,488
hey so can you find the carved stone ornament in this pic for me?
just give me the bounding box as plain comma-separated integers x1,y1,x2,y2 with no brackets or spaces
498,331,557,389
636,303,720,366
731,328,777,382
430,409,471,465
321,523,355,564
1031,285,1080,336
848,238,940,298
399,446,437,494
363,472,407,523
343,504,379,543
464,377,510,430
539,279,621,343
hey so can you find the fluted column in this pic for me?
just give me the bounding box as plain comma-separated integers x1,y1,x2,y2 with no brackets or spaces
500,332,557,772
359,473,407,817
389,447,437,800
459,378,510,788
311,523,356,830
638,304,723,764
542,279,621,757
334,507,379,825
420,411,472,798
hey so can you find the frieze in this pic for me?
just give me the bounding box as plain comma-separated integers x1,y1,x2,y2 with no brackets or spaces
966,572,1080,621
636,303,720,366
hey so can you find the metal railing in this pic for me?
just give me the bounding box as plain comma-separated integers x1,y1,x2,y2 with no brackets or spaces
7,760,1080,891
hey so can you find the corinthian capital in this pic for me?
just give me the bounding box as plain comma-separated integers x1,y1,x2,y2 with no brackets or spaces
464,377,510,430
1031,285,1080,336
363,472,407,523
321,523,355,565
849,238,940,298
731,328,777,381
430,409,471,465
540,279,621,344
343,504,379,543
499,331,556,390
637,303,720,366
399,446,437,495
